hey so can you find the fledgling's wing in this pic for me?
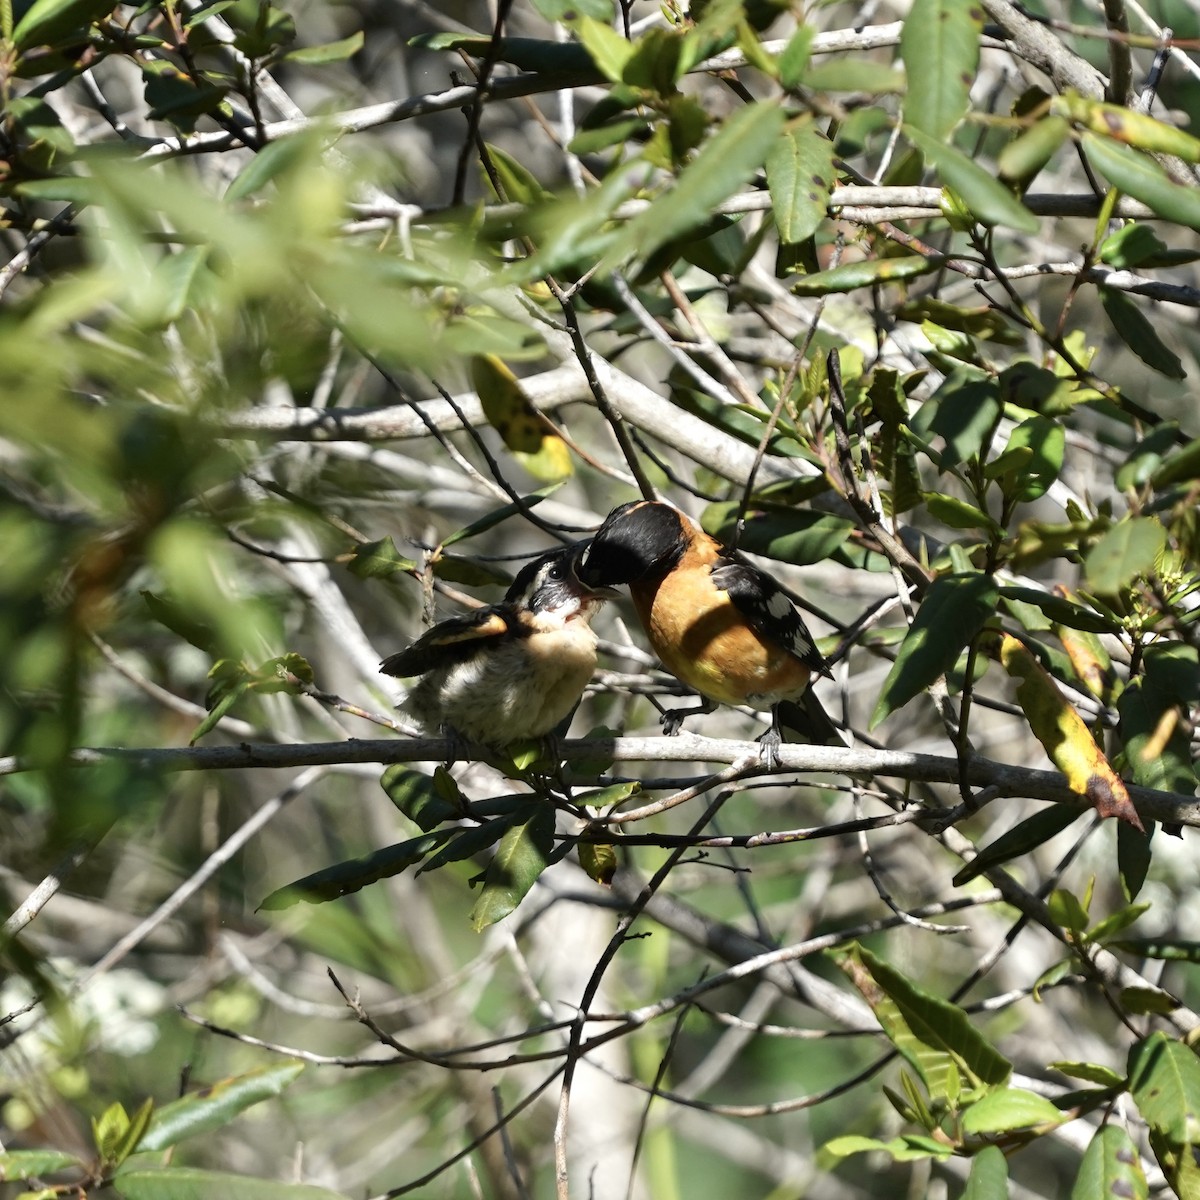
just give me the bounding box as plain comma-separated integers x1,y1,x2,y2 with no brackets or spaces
709,559,830,676
380,606,514,677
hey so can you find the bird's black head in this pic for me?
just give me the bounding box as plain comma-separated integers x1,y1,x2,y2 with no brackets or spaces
577,501,688,588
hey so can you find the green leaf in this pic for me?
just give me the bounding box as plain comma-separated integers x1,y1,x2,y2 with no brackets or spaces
1119,670,1198,799
573,781,640,807
94,1102,132,1163
802,61,905,93
1051,1061,1124,1087
1048,887,1090,935
12,0,114,48
469,803,555,930
379,766,460,831
1152,437,1200,488
110,1098,155,1168
994,416,1066,500
417,818,512,875
1118,422,1183,489
1071,1125,1149,1200
1111,939,1200,963
823,1134,954,1162
283,30,363,64
573,14,634,83
1100,288,1185,379
900,0,983,139
258,831,456,908
579,838,617,885
961,1086,1063,1133
1087,902,1150,944
606,100,786,269
138,1062,306,1153
1100,222,1172,268
0,1151,82,1181
789,255,937,294
998,587,1111,633
923,370,1002,469
141,60,229,133
1083,519,1166,596
141,590,220,655
440,488,558,548
777,23,813,89
346,537,417,580
225,133,321,202
190,672,250,744
701,503,854,565
904,125,1040,233
432,553,512,588
998,115,1071,186
409,32,595,75
871,572,999,727
485,143,553,207
1129,1032,1200,1145
1118,821,1154,903
837,944,1012,1088
923,492,1002,535
1083,132,1200,231
952,804,1082,887
766,117,835,245
963,1145,1009,1199
531,0,613,18
114,1167,349,1200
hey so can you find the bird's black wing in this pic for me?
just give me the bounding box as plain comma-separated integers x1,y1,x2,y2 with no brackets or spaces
709,559,830,675
380,606,516,677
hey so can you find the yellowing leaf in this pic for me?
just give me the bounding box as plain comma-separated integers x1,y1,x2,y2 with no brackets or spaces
579,837,617,886
998,634,1142,829
471,355,573,482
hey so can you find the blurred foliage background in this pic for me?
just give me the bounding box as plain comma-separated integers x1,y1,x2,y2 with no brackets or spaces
3,0,1200,1197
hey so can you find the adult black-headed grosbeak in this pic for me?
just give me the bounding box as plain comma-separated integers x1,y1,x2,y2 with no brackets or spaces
381,545,612,747
577,500,836,760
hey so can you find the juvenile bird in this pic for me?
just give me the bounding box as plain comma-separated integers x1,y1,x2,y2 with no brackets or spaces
381,545,611,747
577,500,836,760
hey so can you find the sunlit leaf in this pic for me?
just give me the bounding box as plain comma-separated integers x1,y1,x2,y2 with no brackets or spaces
871,573,998,727
138,1063,306,1152
900,0,982,139
469,803,555,930
766,117,835,245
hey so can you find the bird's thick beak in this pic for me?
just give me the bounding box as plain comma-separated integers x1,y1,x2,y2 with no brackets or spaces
571,540,620,596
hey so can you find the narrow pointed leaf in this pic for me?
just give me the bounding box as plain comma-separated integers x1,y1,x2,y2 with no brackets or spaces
905,125,1039,232
469,803,555,930
1100,288,1185,379
1083,132,1200,230
1128,1032,1200,1145
961,1086,1063,1133
138,1062,305,1152
952,804,1083,886
1071,1124,1149,1200
964,1145,1009,1199
900,0,983,139
607,100,786,268
259,831,456,908
767,117,836,245
871,572,998,727
114,1168,349,1200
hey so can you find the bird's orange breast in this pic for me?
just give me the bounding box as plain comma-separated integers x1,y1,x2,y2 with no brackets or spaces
632,566,812,709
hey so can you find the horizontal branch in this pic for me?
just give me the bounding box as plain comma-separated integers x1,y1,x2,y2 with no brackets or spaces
217,357,805,487
6,734,1198,829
